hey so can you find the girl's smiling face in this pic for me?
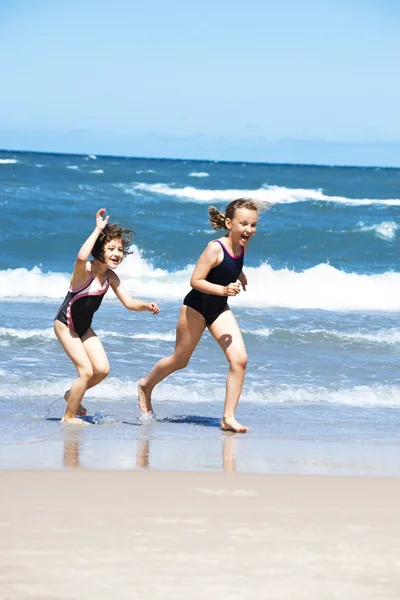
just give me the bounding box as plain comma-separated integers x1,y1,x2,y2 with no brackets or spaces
226,207,258,247
103,237,124,269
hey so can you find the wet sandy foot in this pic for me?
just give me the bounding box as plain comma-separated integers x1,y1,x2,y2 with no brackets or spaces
60,416,90,426
221,417,248,433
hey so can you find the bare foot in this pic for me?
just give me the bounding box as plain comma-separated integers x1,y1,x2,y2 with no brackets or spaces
139,412,156,422
61,416,90,426
138,378,154,414
221,417,248,433
64,391,87,417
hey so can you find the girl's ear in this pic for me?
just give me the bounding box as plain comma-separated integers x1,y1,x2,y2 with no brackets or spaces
225,217,232,230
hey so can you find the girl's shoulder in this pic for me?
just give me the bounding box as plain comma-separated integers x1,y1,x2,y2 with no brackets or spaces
207,238,225,250
202,239,225,268
106,269,120,288
205,239,225,255
70,261,93,289
107,268,119,281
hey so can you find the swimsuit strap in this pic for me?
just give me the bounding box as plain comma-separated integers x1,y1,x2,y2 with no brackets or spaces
216,239,244,259
70,275,94,293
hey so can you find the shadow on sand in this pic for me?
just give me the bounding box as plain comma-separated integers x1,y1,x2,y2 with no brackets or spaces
157,415,221,428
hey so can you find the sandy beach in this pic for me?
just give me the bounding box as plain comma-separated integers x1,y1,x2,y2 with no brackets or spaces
1,470,399,599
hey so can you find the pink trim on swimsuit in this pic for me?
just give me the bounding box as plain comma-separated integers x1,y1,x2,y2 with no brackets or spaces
69,276,94,294
216,239,244,259
66,278,110,331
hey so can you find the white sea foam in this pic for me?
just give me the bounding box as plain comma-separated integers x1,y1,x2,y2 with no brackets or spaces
236,263,400,311
0,266,70,299
0,249,399,311
130,183,400,206
2,325,398,346
136,169,156,174
89,169,104,174
248,384,400,408
247,328,273,338
0,327,55,340
189,172,209,177
96,329,176,342
245,326,400,344
2,377,400,408
308,328,400,345
0,159,18,164
357,220,398,240
66,165,79,170
0,327,175,344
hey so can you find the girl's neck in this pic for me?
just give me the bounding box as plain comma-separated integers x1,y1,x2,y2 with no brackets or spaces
222,235,241,256
90,259,108,277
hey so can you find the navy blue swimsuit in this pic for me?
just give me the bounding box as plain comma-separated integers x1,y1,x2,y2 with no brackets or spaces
183,240,244,326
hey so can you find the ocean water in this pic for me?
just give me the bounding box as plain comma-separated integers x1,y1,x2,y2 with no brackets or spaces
0,151,399,474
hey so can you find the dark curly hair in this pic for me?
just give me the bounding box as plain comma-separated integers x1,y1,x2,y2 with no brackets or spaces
208,198,270,230
92,223,134,263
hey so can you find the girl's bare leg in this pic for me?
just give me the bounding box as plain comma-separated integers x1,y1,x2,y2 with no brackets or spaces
208,310,248,433
54,322,106,423
81,328,110,385
54,322,94,423
138,306,206,413
64,391,87,416
63,328,110,416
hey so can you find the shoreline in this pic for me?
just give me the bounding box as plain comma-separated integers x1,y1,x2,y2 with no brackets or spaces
1,470,400,599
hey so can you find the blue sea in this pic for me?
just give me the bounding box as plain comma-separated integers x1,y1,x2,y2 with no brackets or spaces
0,151,399,474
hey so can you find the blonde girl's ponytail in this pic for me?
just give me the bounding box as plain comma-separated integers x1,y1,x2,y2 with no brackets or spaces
208,198,270,231
208,206,227,230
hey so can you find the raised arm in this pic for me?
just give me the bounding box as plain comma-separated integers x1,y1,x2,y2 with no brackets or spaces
73,209,109,277
109,272,159,314
190,242,241,297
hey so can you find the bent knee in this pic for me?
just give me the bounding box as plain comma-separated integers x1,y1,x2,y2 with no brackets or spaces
230,354,248,370
174,355,190,370
79,367,94,381
94,364,110,380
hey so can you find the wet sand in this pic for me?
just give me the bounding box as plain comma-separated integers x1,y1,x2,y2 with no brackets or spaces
1,470,400,599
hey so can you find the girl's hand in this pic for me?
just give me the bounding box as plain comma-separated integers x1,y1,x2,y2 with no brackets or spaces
147,302,159,314
96,208,109,231
239,272,248,291
224,281,241,296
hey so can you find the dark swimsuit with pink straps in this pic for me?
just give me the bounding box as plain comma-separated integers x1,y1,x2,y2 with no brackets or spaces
183,240,244,326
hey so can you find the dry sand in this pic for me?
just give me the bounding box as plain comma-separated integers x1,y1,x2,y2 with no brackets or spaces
1,470,400,599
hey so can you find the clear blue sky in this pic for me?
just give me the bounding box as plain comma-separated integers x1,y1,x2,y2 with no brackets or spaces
1,0,399,165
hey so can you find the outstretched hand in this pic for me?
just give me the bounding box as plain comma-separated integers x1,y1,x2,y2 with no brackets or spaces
96,208,109,231
147,302,160,314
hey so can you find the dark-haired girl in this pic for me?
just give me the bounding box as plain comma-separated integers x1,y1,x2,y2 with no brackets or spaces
138,198,266,433
54,208,159,424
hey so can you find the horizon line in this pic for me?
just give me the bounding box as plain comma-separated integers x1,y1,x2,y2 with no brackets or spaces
1,147,399,171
